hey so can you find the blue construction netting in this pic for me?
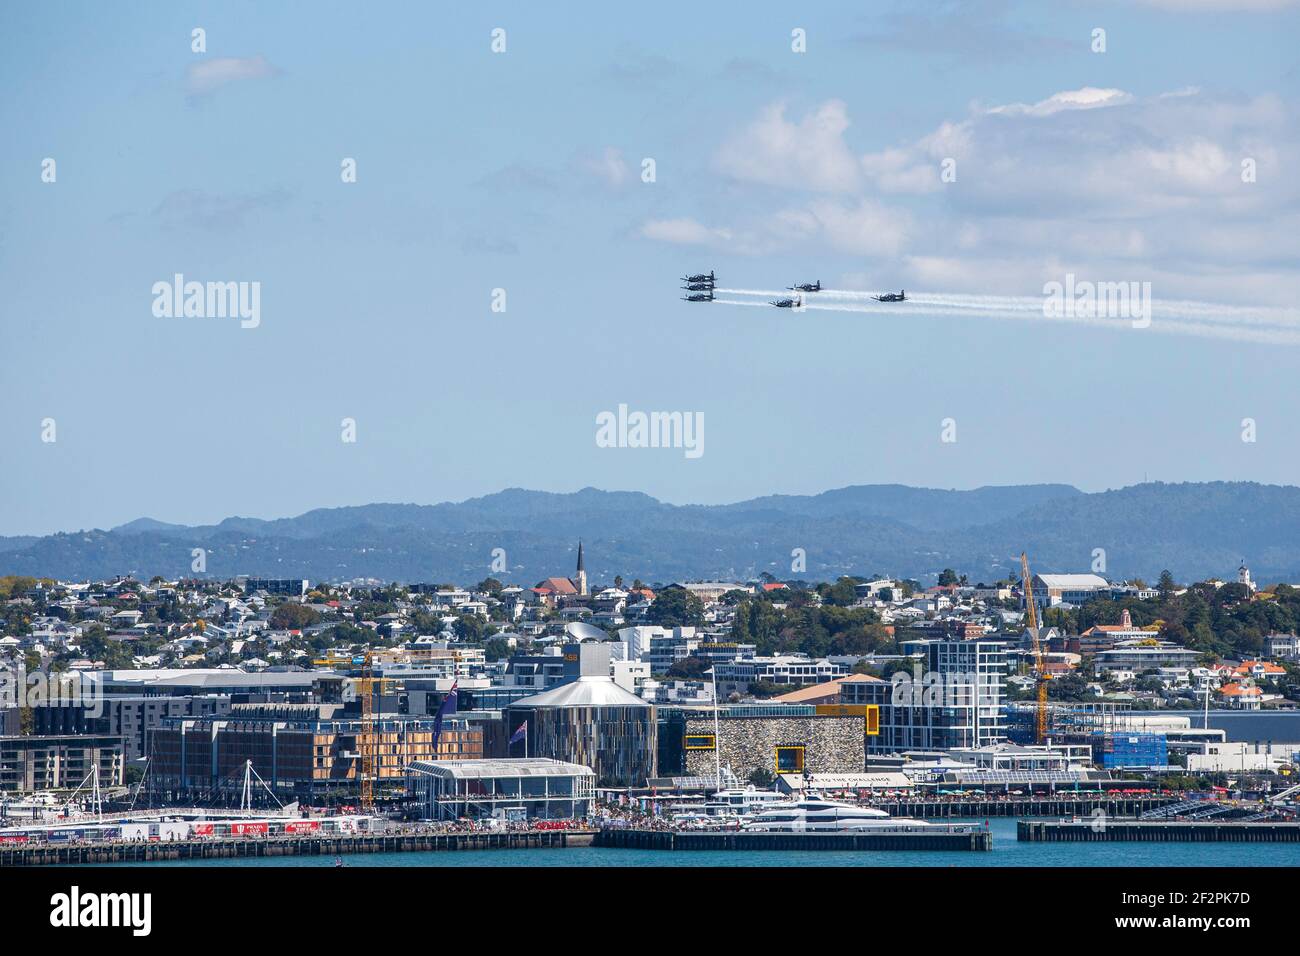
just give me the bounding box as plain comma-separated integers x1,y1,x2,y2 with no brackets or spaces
1096,732,1168,769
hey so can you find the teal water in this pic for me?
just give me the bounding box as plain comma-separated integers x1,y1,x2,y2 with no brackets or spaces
124,820,1300,867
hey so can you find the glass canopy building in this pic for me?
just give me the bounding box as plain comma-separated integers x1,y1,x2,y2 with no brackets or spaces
408,758,596,821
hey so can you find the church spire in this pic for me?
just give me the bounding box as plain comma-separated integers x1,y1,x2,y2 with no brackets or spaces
575,540,588,596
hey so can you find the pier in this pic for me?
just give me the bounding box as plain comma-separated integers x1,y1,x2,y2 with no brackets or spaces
597,827,991,852
0,829,595,866
876,796,1177,818
1018,819,1300,843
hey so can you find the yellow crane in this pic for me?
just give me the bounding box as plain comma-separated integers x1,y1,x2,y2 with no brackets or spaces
357,651,376,811
1020,552,1049,743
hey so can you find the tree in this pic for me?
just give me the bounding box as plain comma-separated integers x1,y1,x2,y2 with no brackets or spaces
748,767,775,788
1158,570,1176,595
665,655,710,680
645,586,704,628
271,603,321,630
823,577,859,607
475,578,503,596
453,615,486,642
937,569,959,587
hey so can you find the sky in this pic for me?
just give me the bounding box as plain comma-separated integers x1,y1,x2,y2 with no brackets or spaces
1,0,1299,536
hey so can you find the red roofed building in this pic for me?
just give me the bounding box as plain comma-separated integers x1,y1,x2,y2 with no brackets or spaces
1217,682,1264,710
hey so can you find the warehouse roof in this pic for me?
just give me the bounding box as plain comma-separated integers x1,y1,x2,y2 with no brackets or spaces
1034,574,1109,588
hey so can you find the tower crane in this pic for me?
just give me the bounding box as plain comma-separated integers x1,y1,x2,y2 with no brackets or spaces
358,650,376,811
1020,552,1049,743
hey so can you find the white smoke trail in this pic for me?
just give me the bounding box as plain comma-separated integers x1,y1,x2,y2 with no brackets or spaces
784,299,1300,346
707,284,1300,344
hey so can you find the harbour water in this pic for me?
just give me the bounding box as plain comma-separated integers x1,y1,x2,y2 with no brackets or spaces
127,819,1300,867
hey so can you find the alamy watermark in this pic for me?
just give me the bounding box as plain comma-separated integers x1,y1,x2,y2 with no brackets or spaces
152,273,261,329
891,665,997,708
0,667,102,717
1042,273,1151,329
595,404,704,459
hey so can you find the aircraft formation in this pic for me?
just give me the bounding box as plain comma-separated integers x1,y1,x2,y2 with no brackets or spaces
680,270,715,302
679,269,905,308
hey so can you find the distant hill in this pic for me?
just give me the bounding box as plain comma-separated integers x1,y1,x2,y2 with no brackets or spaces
2,482,1298,585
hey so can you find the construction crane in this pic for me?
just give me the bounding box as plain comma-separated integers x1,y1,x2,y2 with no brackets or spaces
1020,552,1049,743
357,650,377,811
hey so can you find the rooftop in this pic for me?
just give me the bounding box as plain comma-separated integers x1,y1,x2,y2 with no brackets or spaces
408,758,595,780
1035,574,1110,588
511,675,650,709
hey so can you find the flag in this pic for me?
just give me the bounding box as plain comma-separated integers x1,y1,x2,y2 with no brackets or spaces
431,681,459,752
509,720,528,746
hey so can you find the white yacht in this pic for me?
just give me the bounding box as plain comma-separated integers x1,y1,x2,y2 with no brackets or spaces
704,787,787,818
741,796,932,832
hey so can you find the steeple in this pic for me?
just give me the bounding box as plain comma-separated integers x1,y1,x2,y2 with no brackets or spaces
575,541,588,596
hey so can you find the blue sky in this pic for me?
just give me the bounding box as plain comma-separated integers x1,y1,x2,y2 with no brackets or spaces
2,0,1299,535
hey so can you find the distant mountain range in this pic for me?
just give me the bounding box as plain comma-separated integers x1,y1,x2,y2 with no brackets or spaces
3,482,1300,586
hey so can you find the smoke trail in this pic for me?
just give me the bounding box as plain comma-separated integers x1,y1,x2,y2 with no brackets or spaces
705,285,1300,344
707,297,1300,348
785,299,1300,346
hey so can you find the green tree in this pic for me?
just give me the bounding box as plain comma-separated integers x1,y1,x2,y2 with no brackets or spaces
645,587,704,628
453,614,486,642
665,655,710,679
271,603,321,630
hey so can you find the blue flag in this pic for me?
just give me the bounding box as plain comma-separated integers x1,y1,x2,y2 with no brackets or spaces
431,681,459,753
509,720,527,746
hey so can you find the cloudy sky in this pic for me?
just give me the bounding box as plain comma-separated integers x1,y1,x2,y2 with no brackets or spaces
2,0,1299,535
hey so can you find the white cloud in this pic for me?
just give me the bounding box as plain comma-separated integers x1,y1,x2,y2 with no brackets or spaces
801,199,910,257
986,87,1133,117
714,100,861,192
581,147,631,188
187,55,279,96
640,218,732,245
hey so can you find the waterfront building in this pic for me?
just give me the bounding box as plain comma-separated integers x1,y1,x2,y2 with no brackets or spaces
31,694,232,762
0,734,124,792
656,702,873,781
149,705,484,800
842,640,1008,753
408,757,596,821
505,677,656,788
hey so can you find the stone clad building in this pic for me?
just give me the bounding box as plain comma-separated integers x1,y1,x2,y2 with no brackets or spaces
678,708,868,780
